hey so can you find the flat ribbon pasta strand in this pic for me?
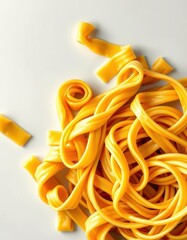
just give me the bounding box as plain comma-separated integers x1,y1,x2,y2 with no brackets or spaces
0,114,31,146
77,22,126,57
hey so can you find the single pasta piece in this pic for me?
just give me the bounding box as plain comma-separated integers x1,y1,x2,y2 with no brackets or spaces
77,22,125,57
57,210,74,231
0,114,31,146
22,155,41,179
23,22,187,240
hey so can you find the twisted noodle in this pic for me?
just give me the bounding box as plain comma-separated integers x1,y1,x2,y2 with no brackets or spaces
23,22,187,239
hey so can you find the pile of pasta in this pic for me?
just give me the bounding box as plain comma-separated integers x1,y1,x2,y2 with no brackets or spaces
24,22,187,240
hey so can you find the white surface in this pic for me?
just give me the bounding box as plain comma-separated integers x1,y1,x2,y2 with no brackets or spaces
0,0,187,239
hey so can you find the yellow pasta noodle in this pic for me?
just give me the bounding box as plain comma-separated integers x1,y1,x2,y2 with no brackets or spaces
23,22,187,239
0,114,31,146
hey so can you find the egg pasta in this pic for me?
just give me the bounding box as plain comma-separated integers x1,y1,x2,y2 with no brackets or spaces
23,22,187,240
0,115,31,146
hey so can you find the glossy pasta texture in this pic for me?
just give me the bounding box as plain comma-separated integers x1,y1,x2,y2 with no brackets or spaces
0,115,31,146
24,22,187,240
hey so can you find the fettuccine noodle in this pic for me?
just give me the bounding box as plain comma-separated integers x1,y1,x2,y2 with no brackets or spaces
0,115,31,146
23,22,187,240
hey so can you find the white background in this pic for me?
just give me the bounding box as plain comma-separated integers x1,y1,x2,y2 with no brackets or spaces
0,0,187,239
